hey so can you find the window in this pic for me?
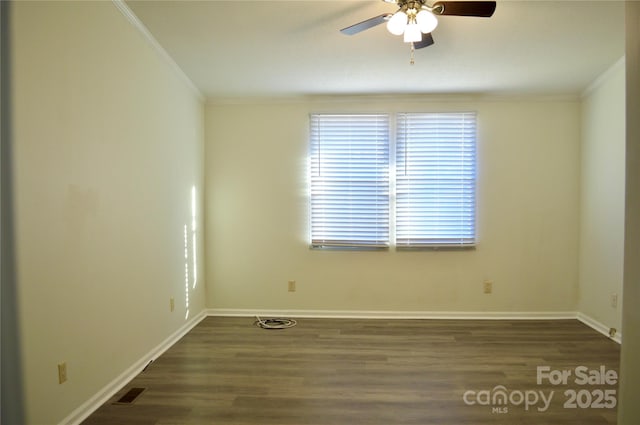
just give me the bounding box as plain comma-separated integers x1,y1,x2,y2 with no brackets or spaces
309,112,476,249
309,114,390,248
396,112,476,248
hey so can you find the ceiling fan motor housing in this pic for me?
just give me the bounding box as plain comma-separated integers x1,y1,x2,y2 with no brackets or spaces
339,0,496,51
394,0,441,15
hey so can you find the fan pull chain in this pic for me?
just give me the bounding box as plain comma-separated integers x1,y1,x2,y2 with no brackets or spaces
410,42,415,65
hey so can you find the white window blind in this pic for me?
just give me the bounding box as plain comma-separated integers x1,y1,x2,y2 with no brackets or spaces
395,112,477,247
309,114,390,248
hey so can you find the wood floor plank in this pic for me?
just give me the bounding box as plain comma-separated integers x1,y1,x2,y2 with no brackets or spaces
82,317,620,425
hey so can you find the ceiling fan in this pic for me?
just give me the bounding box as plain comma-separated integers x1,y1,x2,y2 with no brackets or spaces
340,0,496,56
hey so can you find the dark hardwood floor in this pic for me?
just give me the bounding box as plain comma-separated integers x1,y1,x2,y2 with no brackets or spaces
82,317,620,425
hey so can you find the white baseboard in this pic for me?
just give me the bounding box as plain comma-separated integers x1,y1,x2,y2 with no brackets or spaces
60,310,208,425
577,312,622,344
209,309,621,344
209,308,622,344
206,308,577,320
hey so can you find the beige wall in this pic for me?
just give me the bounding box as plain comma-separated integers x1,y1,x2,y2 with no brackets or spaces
9,0,631,422
10,2,205,423
578,59,626,332
619,2,640,423
205,96,580,313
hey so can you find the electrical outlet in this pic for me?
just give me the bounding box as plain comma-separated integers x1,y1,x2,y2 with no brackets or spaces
611,293,618,309
170,297,175,312
483,280,493,294
58,362,67,384
288,280,296,292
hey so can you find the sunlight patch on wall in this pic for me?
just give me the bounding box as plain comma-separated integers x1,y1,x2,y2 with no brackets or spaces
184,224,190,320
191,185,198,289
183,186,198,320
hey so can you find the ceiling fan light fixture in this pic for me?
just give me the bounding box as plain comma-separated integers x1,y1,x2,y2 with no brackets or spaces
403,21,422,43
386,11,408,36
416,10,438,33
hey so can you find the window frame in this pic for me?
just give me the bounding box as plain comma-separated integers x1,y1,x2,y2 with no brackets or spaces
309,113,391,250
309,111,477,250
395,112,477,249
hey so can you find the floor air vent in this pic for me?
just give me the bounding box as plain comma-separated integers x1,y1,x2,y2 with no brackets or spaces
114,387,146,404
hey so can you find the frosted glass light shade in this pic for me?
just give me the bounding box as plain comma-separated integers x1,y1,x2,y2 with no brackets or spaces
387,11,408,36
416,10,438,33
403,22,422,42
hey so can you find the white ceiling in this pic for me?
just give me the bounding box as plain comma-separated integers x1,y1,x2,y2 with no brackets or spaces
126,0,625,98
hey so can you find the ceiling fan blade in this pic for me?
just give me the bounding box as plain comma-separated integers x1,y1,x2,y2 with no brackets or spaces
432,1,496,17
340,13,393,35
414,32,434,49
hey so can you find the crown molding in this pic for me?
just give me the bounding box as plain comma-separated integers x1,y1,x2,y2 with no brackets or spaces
111,0,204,102
582,55,626,99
